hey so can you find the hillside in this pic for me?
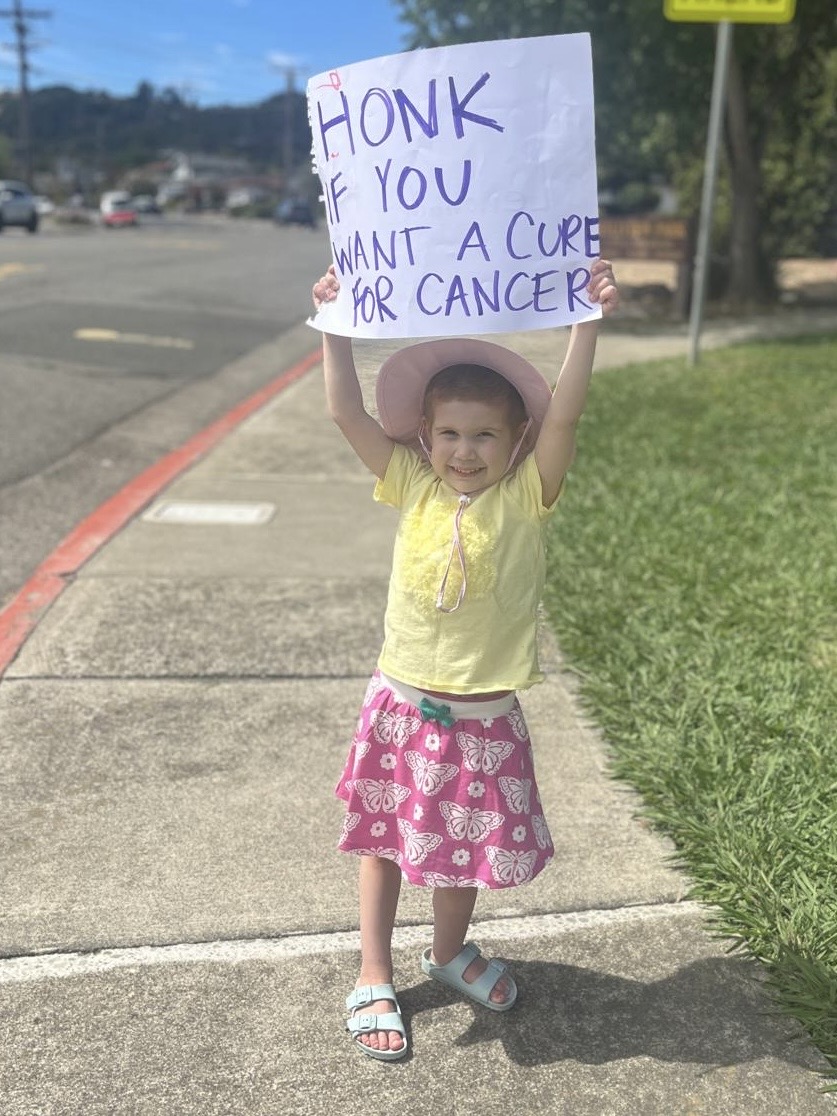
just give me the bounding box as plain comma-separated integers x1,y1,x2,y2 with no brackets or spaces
0,82,310,179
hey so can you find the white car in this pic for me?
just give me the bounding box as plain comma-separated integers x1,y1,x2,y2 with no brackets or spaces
0,180,39,233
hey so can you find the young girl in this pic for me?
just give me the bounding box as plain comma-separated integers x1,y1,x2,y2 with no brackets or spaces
312,259,619,1061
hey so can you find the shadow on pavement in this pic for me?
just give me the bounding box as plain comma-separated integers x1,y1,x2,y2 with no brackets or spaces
398,954,812,1070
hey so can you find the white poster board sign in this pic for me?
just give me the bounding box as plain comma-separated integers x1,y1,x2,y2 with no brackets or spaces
307,33,600,339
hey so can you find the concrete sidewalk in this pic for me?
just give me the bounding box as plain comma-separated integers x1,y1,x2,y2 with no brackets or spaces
2,314,835,1115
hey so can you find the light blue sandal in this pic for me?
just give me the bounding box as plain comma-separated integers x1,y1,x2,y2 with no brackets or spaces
346,983,409,1062
421,941,518,1012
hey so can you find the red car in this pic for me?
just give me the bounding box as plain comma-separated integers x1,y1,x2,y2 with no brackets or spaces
100,193,138,228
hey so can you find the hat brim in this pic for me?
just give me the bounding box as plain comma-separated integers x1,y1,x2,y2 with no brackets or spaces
376,338,552,450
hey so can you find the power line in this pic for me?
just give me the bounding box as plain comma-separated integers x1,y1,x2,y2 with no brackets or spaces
0,0,51,181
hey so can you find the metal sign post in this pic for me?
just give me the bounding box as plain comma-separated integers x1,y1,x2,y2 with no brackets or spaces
688,20,733,366
664,0,796,364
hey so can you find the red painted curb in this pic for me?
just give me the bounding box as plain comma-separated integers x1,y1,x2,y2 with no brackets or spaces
0,346,323,677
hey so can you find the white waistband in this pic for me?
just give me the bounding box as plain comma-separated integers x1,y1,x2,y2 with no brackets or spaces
378,671,516,721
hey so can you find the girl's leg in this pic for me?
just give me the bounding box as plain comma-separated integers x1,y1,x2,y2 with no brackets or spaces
355,855,404,1052
431,888,514,1005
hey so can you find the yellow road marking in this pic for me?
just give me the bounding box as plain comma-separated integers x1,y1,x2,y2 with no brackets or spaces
74,328,194,350
0,263,44,281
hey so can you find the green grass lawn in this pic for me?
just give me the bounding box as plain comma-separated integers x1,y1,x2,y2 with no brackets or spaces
544,332,837,1074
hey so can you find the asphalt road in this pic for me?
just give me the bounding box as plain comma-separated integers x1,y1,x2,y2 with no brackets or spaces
0,214,330,607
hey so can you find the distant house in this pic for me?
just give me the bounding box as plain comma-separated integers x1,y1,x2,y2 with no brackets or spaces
103,150,292,213
153,152,285,211
169,152,251,184
225,185,268,210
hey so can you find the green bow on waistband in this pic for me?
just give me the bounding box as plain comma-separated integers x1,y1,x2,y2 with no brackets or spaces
418,697,456,728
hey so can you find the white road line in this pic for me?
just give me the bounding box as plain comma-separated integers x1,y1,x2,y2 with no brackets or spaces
138,239,220,251
0,901,704,984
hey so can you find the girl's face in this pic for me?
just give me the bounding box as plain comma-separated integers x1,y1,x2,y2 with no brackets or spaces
426,398,526,496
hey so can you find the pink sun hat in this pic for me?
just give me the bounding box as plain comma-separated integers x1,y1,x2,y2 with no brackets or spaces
375,337,553,450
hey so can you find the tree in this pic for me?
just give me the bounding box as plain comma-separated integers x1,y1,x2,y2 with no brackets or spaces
0,83,313,180
394,0,837,304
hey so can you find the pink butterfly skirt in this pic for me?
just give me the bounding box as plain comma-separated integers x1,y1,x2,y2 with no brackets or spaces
335,671,554,889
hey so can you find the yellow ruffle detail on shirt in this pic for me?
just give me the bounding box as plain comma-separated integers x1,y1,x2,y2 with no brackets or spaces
399,499,496,610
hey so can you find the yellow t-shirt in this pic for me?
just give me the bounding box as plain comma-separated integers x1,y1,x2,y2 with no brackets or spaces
375,444,561,695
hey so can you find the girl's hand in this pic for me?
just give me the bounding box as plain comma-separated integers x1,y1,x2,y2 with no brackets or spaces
587,259,620,317
312,264,340,311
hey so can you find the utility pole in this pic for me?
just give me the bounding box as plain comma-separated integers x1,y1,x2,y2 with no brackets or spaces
282,66,296,182
0,0,51,183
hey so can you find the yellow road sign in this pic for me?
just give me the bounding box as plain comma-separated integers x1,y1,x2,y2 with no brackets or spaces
664,0,796,22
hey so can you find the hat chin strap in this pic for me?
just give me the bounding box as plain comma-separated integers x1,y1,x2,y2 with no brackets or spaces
505,417,532,473
436,493,470,613
417,419,432,459
425,415,533,615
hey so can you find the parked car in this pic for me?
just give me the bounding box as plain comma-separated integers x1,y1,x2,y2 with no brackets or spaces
0,180,39,233
273,198,317,228
100,191,138,228
131,194,162,215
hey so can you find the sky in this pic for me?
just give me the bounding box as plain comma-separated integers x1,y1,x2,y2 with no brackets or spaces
0,0,411,106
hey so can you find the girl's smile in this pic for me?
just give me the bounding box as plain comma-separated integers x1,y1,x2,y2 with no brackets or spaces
427,399,525,495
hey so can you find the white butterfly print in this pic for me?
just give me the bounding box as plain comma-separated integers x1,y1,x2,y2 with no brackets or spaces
363,674,386,706
397,818,443,865
422,871,488,889
498,776,532,814
532,814,552,850
350,778,411,814
439,801,504,843
403,751,459,796
353,739,371,762
506,706,529,741
456,733,515,775
353,847,402,865
371,710,422,748
485,846,538,885
340,811,361,844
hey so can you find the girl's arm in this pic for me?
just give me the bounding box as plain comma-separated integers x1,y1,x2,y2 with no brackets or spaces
313,266,395,480
534,259,619,507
